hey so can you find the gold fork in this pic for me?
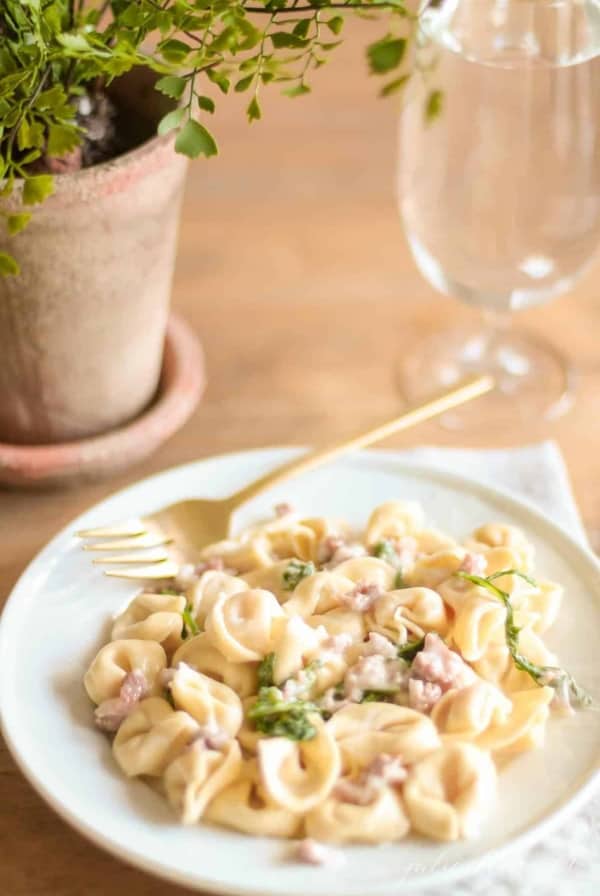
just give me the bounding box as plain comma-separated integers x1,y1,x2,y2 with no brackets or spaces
78,375,494,581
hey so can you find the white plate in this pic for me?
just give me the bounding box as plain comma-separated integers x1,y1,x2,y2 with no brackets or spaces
1,448,600,896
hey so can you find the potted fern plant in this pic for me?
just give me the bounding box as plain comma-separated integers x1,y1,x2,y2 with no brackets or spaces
0,0,429,452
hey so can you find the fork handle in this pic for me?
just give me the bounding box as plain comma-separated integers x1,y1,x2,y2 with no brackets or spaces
228,374,494,510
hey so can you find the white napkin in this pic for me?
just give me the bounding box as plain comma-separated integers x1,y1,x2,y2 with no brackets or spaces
405,441,599,896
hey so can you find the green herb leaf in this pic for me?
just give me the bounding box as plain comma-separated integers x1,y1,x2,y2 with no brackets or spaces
22,175,54,206
157,107,185,136
181,603,199,639
367,36,407,75
0,251,19,276
257,652,275,689
197,96,215,114
425,89,443,123
248,686,320,741
361,689,398,703
234,75,254,93
282,83,311,98
456,570,593,708
47,124,80,158
175,119,218,159
380,74,410,98
246,96,261,123
397,636,425,662
155,75,187,101
282,559,315,591
373,539,401,567
7,213,31,236
326,17,344,36
394,569,407,589
271,32,309,50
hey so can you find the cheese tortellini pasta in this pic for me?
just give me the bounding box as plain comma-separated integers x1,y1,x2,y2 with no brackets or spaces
84,500,583,855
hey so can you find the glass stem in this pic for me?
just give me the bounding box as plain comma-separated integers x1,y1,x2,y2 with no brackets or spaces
482,307,512,348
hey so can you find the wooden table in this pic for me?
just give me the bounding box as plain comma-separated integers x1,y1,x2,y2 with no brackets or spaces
2,21,600,896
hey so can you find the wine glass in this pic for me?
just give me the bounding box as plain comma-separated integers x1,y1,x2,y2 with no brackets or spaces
398,0,600,426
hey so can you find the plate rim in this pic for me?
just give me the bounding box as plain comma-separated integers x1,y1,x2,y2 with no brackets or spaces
1,445,600,896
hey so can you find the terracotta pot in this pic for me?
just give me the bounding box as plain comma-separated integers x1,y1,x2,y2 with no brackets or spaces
0,69,188,445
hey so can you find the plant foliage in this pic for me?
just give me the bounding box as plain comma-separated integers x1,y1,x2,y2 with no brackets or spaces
0,1,439,271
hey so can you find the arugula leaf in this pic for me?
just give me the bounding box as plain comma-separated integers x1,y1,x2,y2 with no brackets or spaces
456,569,592,708
257,653,275,689
372,539,399,565
247,686,320,741
282,559,315,591
181,603,199,640
361,689,398,703
394,569,407,588
397,636,425,662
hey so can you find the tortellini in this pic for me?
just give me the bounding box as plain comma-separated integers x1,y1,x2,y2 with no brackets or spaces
111,592,186,654
449,592,507,662
84,639,166,705
258,717,341,813
188,571,248,627
172,633,258,698
85,500,577,850
283,571,355,618
270,615,327,684
334,557,397,591
305,785,410,844
204,589,284,662
403,743,497,841
366,587,449,643
432,682,513,741
365,500,425,546
326,704,441,772
404,548,467,590
164,738,242,824
170,664,243,738
206,759,302,838
113,697,198,776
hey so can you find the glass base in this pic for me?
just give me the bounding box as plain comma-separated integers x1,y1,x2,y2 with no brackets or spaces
398,324,575,431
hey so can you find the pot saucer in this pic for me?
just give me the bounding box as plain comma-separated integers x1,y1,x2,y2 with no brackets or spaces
0,313,205,488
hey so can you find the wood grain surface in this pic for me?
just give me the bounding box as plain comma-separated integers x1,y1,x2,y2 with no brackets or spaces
1,21,599,896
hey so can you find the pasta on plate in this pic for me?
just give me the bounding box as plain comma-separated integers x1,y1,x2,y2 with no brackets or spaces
84,501,590,858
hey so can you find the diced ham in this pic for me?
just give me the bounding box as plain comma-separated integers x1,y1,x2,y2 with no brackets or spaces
94,669,148,732
367,753,407,785
407,678,443,714
343,654,407,703
322,633,354,655
340,582,382,613
391,535,419,569
176,557,227,590
317,535,345,565
188,724,230,751
539,669,575,716
333,776,375,806
358,632,398,659
317,535,367,567
159,667,178,688
459,552,487,576
318,688,351,715
275,502,293,517
407,633,475,712
334,754,407,805
175,563,198,589
294,838,345,867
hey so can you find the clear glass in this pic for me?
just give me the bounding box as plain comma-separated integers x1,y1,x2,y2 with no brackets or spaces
398,0,600,425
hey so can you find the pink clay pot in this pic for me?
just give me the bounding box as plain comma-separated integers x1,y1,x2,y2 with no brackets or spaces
0,69,189,445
